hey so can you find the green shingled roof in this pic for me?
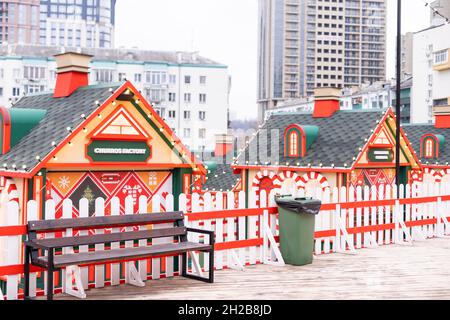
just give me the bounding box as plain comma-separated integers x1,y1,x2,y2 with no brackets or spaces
0,83,122,172
234,109,387,168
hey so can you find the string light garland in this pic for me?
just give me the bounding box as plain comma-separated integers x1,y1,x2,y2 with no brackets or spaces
422,0,450,23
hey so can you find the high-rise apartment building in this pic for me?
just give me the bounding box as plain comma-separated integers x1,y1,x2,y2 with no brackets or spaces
257,0,387,122
412,23,450,124
0,0,116,48
0,0,41,45
39,0,116,48
401,32,413,79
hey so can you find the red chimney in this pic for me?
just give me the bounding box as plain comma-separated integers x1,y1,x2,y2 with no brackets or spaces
53,52,93,98
434,102,450,128
215,134,234,156
313,87,341,118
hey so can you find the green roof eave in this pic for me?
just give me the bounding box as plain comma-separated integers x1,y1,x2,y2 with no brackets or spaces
10,108,47,147
302,125,319,151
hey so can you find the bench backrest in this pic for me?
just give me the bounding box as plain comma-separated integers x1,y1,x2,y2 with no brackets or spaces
26,212,188,255
28,211,184,233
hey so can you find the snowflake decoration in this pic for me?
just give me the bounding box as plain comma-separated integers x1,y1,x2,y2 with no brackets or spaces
58,176,70,190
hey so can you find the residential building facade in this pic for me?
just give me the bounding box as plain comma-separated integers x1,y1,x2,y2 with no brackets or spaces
265,78,412,124
0,0,116,48
401,32,413,79
39,0,116,48
0,0,41,45
257,0,387,122
411,23,450,124
0,45,230,151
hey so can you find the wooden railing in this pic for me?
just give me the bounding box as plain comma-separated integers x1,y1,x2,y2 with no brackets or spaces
1,182,450,300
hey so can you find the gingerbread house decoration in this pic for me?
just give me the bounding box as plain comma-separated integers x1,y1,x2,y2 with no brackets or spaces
232,87,424,203
0,52,205,224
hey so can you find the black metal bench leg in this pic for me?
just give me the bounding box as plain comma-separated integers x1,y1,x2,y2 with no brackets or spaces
47,249,54,301
181,252,187,277
208,249,214,284
24,246,30,300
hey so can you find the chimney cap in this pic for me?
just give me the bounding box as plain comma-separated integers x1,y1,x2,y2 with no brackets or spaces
54,52,93,74
314,87,341,101
54,51,94,58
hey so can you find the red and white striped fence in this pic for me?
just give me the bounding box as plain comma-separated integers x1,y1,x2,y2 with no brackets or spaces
1,182,450,300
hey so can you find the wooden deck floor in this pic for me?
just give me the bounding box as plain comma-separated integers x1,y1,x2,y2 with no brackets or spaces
55,238,450,300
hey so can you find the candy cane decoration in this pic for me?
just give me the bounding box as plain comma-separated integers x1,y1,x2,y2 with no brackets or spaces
251,170,281,206
277,171,304,190
423,168,443,183
0,177,19,204
298,172,330,191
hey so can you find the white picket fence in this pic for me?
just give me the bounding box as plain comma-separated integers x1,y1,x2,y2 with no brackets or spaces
311,183,450,255
1,182,450,300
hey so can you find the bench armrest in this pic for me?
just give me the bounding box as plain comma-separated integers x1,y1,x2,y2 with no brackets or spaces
186,228,215,245
24,240,51,251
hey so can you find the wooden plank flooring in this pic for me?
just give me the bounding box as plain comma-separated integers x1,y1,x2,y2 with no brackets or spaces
53,238,450,300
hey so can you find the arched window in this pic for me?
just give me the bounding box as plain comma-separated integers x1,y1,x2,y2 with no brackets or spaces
420,134,442,159
425,139,434,158
289,131,299,157
284,124,318,158
284,125,302,158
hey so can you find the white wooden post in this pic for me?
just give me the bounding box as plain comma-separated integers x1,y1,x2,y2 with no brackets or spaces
188,193,203,276
334,203,341,253
94,198,105,288
110,197,121,286
323,188,331,253
164,194,175,278
214,192,224,270
62,199,86,299
138,196,149,281
355,186,363,249
178,193,187,275
43,199,55,296
151,195,162,280
436,197,450,238
348,186,355,250
26,200,39,298
6,201,19,300
78,199,89,290
125,196,144,287
238,191,247,266
377,185,385,245
394,199,413,244
262,208,285,266
411,183,425,241
226,192,244,270
203,193,213,273
370,186,377,246
340,187,348,250
404,184,412,242
248,190,257,265
385,185,392,244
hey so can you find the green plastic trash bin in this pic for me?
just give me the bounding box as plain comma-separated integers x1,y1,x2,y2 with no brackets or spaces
275,195,321,266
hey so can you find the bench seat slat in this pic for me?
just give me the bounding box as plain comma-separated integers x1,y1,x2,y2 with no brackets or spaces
30,227,187,249
37,242,212,268
28,212,184,232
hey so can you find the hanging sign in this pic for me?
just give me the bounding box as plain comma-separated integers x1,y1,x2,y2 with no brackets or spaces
87,140,151,163
368,148,394,163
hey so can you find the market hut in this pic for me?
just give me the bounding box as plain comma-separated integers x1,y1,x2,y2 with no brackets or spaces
231,88,422,204
0,52,206,225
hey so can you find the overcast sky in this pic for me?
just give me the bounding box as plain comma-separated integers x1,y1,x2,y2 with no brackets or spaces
115,0,432,120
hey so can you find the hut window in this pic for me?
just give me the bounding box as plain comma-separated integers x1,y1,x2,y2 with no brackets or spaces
425,138,435,158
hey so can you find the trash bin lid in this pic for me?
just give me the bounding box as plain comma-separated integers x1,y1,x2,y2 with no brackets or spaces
275,196,322,215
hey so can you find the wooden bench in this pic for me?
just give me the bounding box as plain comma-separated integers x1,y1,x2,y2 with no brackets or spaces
23,211,214,300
